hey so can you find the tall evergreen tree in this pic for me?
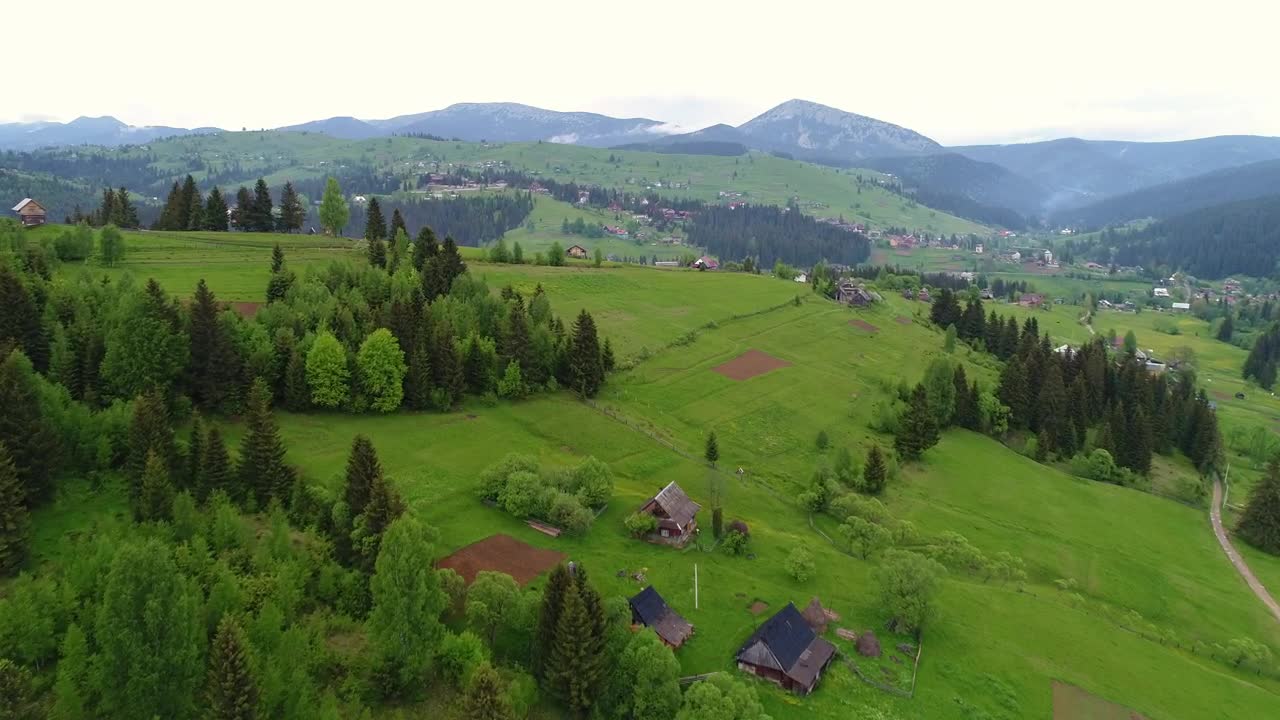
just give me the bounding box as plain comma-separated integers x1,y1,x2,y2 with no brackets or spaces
157,181,181,230
283,348,309,412
187,279,239,409
116,187,139,228
344,435,382,518
185,184,205,231
233,187,254,230
202,426,232,503
862,444,887,495
705,431,719,466
464,663,515,720
0,265,47,371
406,319,434,410
352,474,404,574
1037,363,1073,458
997,356,1029,430
271,243,285,274
204,186,229,231
952,364,980,430
0,351,59,506
547,581,604,717
535,563,572,682
1068,375,1089,448
178,175,199,231
368,237,387,269
237,379,291,509
1216,314,1234,343
250,178,274,232
431,320,464,409
365,197,387,241
413,226,438,272
438,236,467,291
276,181,305,233
502,301,533,375
389,208,407,239
127,390,175,509
894,384,939,461
0,442,30,576
206,615,260,720
186,416,205,494
138,449,174,522
100,186,120,227
1238,459,1280,554
569,310,603,398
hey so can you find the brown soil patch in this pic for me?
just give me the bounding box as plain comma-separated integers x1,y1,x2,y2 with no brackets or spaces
895,316,912,325
1211,390,1229,401
437,534,565,586
1052,681,1148,720
712,349,792,381
849,319,879,333
748,600,770,615
230,302,263,318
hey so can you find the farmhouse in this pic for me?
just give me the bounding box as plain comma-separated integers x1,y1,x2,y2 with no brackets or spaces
11,198,47,227
565,244,589,259
836,280,875,306
1019,293,1045,308
636,481,700,545
629,585,694,649
736,602,836,695
693,256,719,271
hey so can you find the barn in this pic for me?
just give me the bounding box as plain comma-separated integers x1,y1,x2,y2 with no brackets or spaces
736,602,836,695
11,198,47,227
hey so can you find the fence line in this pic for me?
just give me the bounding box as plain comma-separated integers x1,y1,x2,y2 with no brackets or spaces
678,672,720,685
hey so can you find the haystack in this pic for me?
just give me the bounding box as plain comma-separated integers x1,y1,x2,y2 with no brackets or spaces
856,630,882,658
801,597,829,634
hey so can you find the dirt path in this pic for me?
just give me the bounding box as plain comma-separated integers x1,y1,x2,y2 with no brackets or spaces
1211,479,1280,623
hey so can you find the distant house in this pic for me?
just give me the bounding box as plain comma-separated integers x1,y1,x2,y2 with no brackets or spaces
636,482,700,545
565,244,589,259
736,602,836,695
1152,287,1170,298
11,198,47,227
693,256,719,271
836,280,874,306
917,288,931,303
1018,293,1044,308
629,586,694,649
979,288,994,300
1172,302,1191,311
794,272,808,283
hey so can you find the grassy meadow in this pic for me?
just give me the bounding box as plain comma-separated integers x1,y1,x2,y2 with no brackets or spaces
22,228,1280,719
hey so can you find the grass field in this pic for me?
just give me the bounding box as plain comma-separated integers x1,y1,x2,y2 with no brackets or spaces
25,229,1280,719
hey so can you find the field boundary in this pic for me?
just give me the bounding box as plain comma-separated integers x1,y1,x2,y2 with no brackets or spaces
1210,477,1280,623
841,640,923,699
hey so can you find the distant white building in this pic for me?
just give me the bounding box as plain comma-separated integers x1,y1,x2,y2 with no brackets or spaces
1172,302,1191,311
974,243,984,254
794,272,808,283
1153,287,1170,298
1043,249,1053,264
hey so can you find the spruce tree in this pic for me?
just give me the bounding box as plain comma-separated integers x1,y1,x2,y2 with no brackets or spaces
368,237,387,269
1217,314,1234,343
116,187,139,228
157,181,181,230
1037,363,1071,458
364,197,387,241
204,186,229,231
127,390,175,508
389,208,407,240
1128,407,1153,474
1238,459,1280,554
704,431,719,466
178,175,199,231
569,310,603,398
238,378,291,509
187,416,205,493
206,615,259,720
406,323,434,410
438,236,467,291
503,301,533,375
601,337,615,373
100,186,120,227
271,243,285,274
0,351,59,506
862,444,887,495
534,563,572,682
0,265,47,371
276,181,304,233
283,348,309,411
895,384,939,462
186,185,205,231
997,356,1029,430
463,334,493,395
413,226,438,272
352,474,404,573
431,320,464,409
251,178,274,232
952,364,980,430
344,435,382,518
547,583,599,716
188,279,238,409
233,187,254,230
0,442,30,576
1068,375,1089,449
139,450,174,522
202,427,232,503
464,663,515,720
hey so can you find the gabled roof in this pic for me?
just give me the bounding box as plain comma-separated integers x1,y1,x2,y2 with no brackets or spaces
12,198,42,213
738,602,814,671
629,585,694,647
647,482,700,529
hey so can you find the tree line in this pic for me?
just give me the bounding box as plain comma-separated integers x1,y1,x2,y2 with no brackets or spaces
151,175,307,233
687,204,871,268
1243,322,1280,389
351,191,534,247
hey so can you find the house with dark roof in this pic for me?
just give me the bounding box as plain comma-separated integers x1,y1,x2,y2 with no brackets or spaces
736,602,836,695
629,585,694,649
636,482,700,546
836,280,875,306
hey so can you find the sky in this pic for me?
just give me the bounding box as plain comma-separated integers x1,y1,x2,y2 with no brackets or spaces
5,0,1278,145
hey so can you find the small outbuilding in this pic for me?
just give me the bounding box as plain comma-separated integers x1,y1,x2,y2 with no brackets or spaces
565,244,589,259
692,255,719,271
736,602,837,695
11,198,47,227
629,585,694,649
636,481,700,546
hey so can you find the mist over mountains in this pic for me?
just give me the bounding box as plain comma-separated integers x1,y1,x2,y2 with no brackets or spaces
5,99,1280,226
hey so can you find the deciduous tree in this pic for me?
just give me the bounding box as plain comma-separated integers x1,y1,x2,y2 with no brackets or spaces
368,516,447,689
306,330,350,408
357,328,407,412
318,177,349,237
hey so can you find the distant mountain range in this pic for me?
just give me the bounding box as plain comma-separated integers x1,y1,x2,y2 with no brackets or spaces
5,100,1280,227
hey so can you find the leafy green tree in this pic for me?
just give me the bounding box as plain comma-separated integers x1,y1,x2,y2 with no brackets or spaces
497,360,527,400
98,224,126,265
463,663,515,720
785,546,815,582
438,630,489,690
276,181,305,233
0,443,29,576
863,444,887,494
841,515,891,559
467,571,522,648
306,330,350,408
0,351,59,506
357,329,407,412
238,379,291,508
318,178,349,236
101,279,187,400
592,247,604,267
94,540,202,719
204,186,229,231
894,384,939,461
206,615,259,720
1238,458,1280,554
365,197,387,242
944,324,957,353
876,550,945,637
139,450,175,522
616,630,681,720
50,622,89,720
675,674,768,720
368,516,447,690
922,358,956,427
1123,330,1138,355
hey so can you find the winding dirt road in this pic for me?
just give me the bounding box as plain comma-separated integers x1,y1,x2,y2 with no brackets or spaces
1211,479,1280,623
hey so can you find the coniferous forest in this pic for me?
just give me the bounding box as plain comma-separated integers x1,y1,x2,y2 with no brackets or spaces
1105,194,1280,279
687,204,871,267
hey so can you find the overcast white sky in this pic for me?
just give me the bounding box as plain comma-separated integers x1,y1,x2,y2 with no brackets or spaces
4,0,1277,145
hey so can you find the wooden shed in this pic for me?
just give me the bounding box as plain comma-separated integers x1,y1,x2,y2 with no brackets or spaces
12,198,47,227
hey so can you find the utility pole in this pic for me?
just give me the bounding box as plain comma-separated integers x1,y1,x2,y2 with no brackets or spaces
694,563,699,610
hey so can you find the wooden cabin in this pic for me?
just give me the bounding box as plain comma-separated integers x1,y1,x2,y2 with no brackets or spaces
636,481,700,546
565,244,589,259
736,602,836,695
629,585,694,649
12,198,47,227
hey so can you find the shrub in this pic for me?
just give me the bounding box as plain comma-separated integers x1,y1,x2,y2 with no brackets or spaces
785,547,815,582
721,529,750,556
815,430,830,451
548,492,592,534
624,511,657,538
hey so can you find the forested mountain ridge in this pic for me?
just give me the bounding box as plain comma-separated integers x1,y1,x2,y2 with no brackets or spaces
861,153,1043,225
0,116,218,151
1052,158,1280,228
1102,194,1280,279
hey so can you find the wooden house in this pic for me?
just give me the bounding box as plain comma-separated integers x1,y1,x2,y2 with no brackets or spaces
11,198,47,227
836,280,874,306
629,585,694,649
1018,293,1045,308
692,255,719,271
565,244,589,259
736,602,836,695
636,482,700,546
